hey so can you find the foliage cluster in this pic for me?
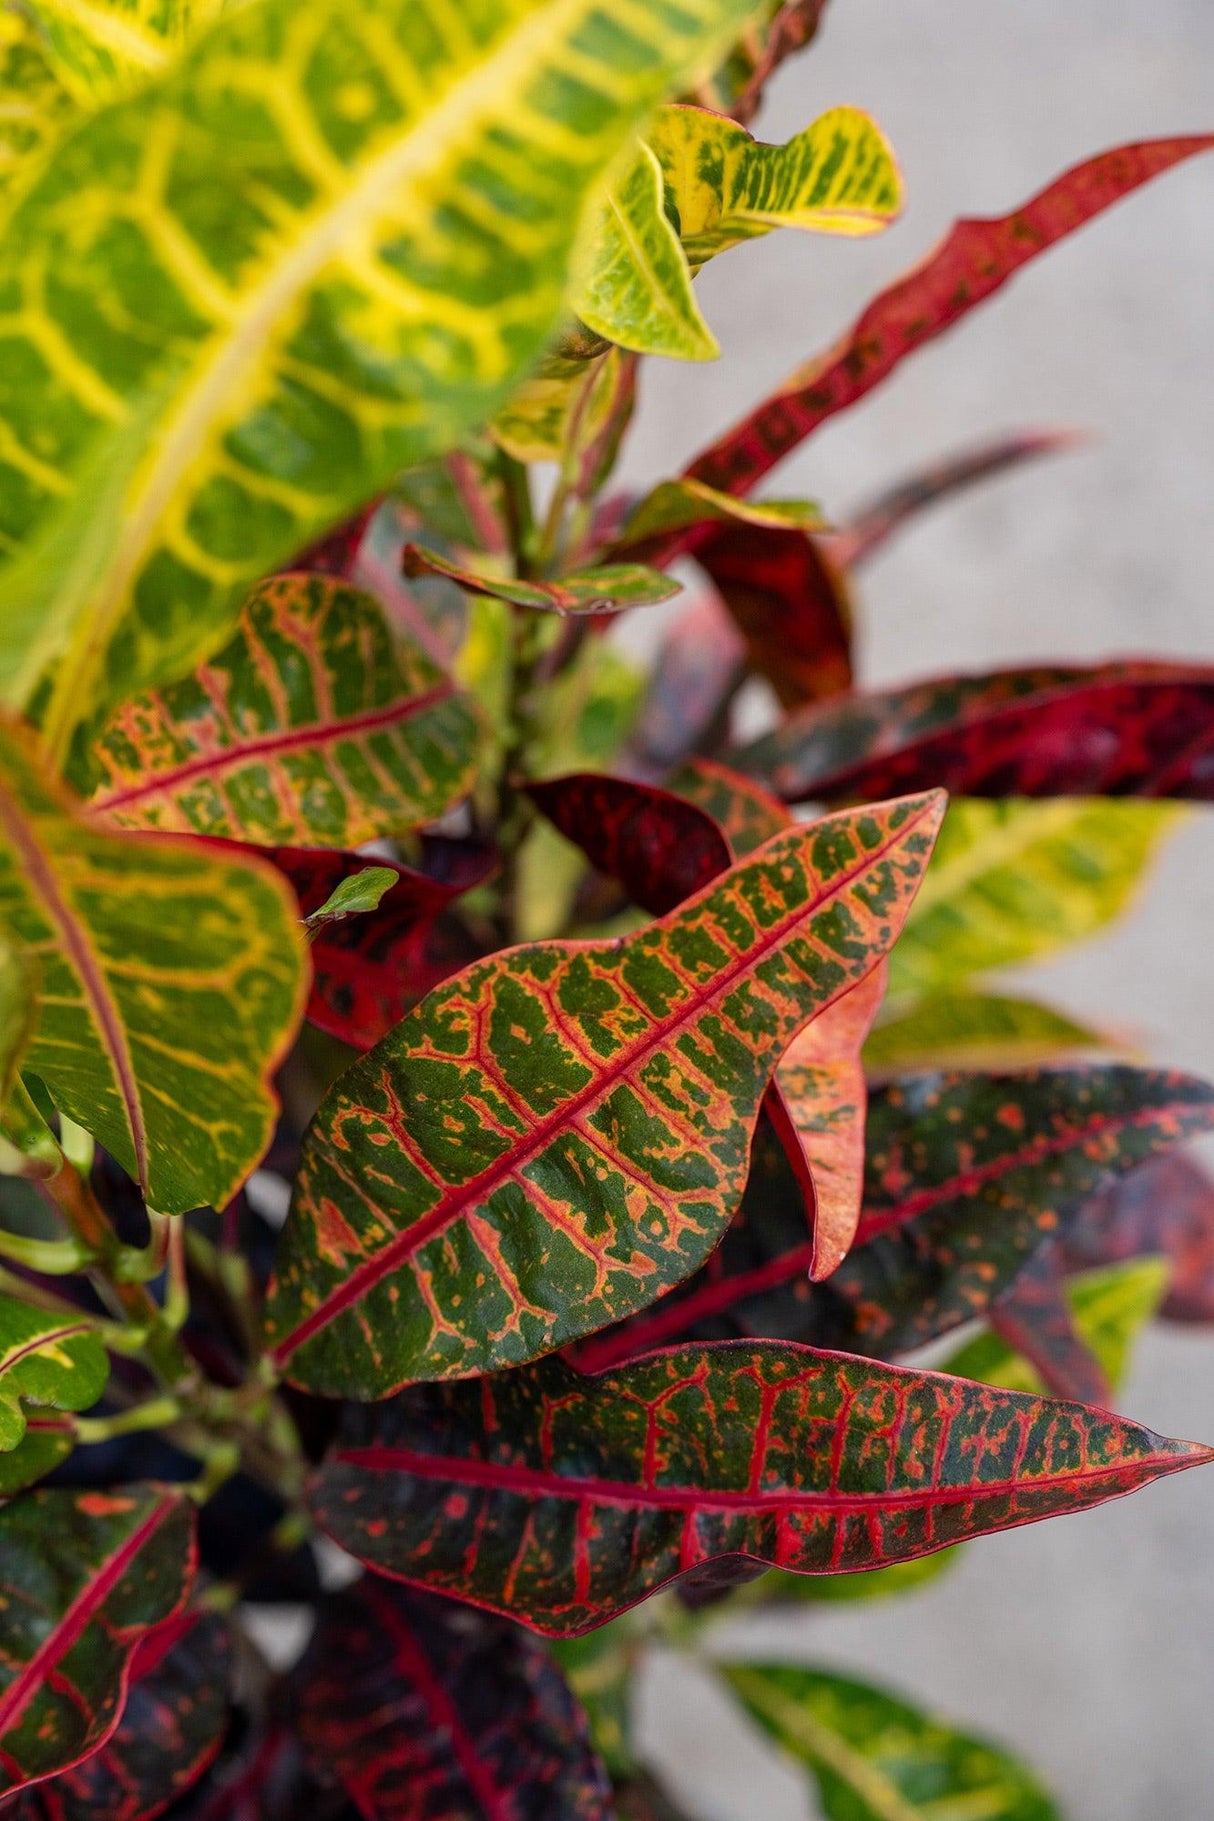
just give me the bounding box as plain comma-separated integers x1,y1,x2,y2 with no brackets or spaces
0,0,1212,1815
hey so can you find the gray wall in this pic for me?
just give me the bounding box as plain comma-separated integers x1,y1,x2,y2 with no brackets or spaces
618,5,1214,1816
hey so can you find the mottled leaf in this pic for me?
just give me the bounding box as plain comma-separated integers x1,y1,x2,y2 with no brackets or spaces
14,1610,234,1821
266,793,944,1395
736,662,1214,805
777,961,885,1280
886,798,1178,1000
0,1486,195,1799
686,137,1214,500
724,1664,1061,1821
0,9,74,202
87,573,480,844
615,480,824,551
696,523,852,709
0,1296,107,1452
310,1339,1212,1634
525,772,731,916
864,992,1102,1077
574,144,719,361
0,720,307,1212
667,758,792,857
0,0,762,762
649,104,902,268
294,1579,612,1820
832,430,1081,570
576,1068,1214,1370
402,546,681,617
1062,1152,1214,1325
24,0,224,101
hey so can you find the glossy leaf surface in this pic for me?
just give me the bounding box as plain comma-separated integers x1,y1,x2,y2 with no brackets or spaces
311,1339,1211,1634
577,1068,1214,1370
886,798,1177,1000
574,144,719,361
0,721,307,1212
294,1579,612,1819
88,573,480,846
403,546,681,617
525,772,731,916
864,992,1101,1076
15,1610,234,1821
0,1486,195,1798
0,0,761,759
696,523,852,709
266,793,944,1395
738,662,1214,805
687,137,1214,499
725,1664,1061,1821
649,104,902,267
1062,1152,1214,1325
0,1296,107,1451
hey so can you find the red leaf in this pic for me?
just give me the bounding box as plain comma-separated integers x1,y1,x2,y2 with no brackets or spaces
989,1244,1112,1409
1062,1152,1214,1325
624,589,746,776
684,137,1214,501
293,1580,612,1819
694,524,852,709
525,773,730,917
735,662,1214,804
290,503,379,578
310,1340,1213,1634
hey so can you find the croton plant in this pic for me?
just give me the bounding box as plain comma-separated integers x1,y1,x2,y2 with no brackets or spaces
0,0,1211,1814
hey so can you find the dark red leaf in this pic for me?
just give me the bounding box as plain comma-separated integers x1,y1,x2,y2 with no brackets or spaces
684,137,1214,502
1061,1152,1214,1324
310,1340,1212,1634
293,1580,612,1819
291,504,379,579
734,662,1214,804
990,1244,1112,1409
524,773,730,916
694,524,852,709
624,589,746,777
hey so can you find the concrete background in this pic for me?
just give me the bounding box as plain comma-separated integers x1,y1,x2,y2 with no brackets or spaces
614,4,1214,1816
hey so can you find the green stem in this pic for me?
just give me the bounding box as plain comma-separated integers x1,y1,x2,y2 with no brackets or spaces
0,1228,95,1274
74,1395,182,1444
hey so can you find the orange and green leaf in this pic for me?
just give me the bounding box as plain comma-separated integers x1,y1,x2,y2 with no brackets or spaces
265,793,945,1397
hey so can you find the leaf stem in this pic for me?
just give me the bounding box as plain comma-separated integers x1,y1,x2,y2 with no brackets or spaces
74,1395,182,1444
0,1227,96,1274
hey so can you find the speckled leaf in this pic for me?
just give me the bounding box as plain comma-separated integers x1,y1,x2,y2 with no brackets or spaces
14,1609,234,1821
0,0,763,764
87,573,480,844
648,104,902,268
266,792,945,1396
696,523,852,709
886,798,1178,1000
310,1339,1212,1634
0,1296,107,1452
574,143,719,361
0,1486,196,1800
736,662,1214,806
776,961,885,1280
667,758,792,857
525,772,731,916
615,480,824,552
402,546,681,617
724,1664,1061,1821
1061,1152,1214,1326
0,10,74,202
686,138,1214,500
293,1579,612,1820
574,1068,1214,1371
0,720,307,1213
863,992,1102,1077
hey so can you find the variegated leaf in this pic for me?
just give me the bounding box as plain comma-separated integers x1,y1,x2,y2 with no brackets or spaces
23,0,226,102
667,757,792,857
614,479,824,551
265,793,944,1396
863,992,1103,1077
402,546,680,617
0,1296,107,1453
695,521,852,708
0,9,74,202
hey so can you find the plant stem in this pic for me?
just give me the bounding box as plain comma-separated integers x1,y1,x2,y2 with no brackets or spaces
74,1395,182,1444
0,1228,95,1274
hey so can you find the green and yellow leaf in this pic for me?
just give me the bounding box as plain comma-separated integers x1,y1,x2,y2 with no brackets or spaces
649,103,902,269
0,718,307,1212
0,1293,107,1451
87,572,481,845
0,0,764,764
23,0,225,104
402,544,681,616
0,7,75,202
864,990,1104,1076
616,477,824,549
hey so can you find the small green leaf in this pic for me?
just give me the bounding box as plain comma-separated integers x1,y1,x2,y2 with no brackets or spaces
649,103,902,268
403,545,681,616
573,143,719,361
723,1664,1061,1821
864,991,1103,1075
888,797,1180,998
0,1294,107,1451
617,478,824,547
305,866,399,930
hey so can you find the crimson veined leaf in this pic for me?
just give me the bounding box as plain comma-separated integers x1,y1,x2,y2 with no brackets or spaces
0,1295,107,1454
309,1338,1212,1635
723,1663,1062,1821
575,1066,1214,1372
525,772,732,918
693,522,852,710
735,662,1214,805
293,1579,612,1820
0,1486,196,1799
685,136,1214,501
266,792,945,1396
87,573,481,846
667,758,792,858
403,546,682,616
14,1608,234,1821
0,720,307,1213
